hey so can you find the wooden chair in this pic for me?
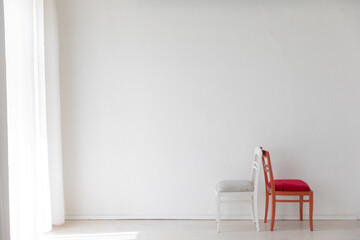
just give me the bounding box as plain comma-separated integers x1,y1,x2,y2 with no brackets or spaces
215,147,263,232
261,148,313,231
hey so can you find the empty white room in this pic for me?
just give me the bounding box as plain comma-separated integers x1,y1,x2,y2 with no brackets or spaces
1,0,360,240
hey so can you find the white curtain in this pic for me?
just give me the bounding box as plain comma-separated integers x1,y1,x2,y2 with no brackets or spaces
3,0,64,239
1,1,10,240
44,0,65,226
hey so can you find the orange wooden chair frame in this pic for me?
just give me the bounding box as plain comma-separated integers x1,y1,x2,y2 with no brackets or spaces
261,149,313,231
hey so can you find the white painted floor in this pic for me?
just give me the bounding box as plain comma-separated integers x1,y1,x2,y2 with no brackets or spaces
43,220,360,240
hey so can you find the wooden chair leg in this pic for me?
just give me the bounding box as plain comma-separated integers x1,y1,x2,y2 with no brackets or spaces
264,192,269,223
309,192,313,231
270,195,276,231
299,195,303,221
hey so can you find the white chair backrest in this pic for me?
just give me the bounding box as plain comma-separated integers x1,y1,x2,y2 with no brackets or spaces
250,147,263,193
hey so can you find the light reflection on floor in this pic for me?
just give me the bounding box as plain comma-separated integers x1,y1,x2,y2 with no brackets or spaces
43,231,138,240
42,220,360,240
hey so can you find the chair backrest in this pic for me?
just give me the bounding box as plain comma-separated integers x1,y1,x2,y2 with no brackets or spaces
250,147,263,193
261,148,275,194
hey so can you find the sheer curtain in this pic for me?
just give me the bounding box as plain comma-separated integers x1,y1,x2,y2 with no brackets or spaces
3,0,64,239
1,1,10,240
44,0,65,226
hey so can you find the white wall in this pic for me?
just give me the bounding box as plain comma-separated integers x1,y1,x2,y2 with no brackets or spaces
57,0,360,219
0,0,9,238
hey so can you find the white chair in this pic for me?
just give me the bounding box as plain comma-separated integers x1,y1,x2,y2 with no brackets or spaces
215,147,262,232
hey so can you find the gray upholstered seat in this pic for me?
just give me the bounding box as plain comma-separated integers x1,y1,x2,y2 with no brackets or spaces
217,180,254,192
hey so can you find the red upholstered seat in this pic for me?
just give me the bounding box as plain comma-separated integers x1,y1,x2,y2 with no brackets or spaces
268,179,311,192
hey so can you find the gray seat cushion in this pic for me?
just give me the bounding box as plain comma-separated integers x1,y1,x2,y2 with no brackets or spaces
218,180,254,192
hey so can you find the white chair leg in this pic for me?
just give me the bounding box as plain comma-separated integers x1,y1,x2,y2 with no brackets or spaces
217,195,221,233
215,195,218,223
254,194,260,231
250,196,255,223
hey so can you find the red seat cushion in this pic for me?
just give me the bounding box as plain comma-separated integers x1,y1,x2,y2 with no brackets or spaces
268,179,311,191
